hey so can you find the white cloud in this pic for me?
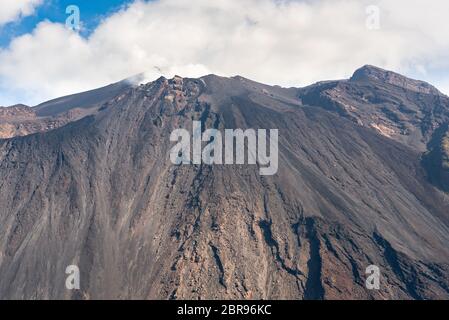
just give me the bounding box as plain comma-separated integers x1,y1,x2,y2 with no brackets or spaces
1,0,449,106
0,0,42,26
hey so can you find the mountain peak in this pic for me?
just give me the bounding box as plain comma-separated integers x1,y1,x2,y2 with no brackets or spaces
350,65,440,95
350,65,387,79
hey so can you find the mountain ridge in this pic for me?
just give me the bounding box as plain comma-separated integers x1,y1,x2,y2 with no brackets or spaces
351,65,443,95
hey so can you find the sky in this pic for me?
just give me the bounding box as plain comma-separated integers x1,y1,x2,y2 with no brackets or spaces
0,0,134,47
0,0,449,106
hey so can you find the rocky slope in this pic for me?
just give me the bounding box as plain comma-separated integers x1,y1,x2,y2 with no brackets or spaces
0,79,132,139
0,67,448,299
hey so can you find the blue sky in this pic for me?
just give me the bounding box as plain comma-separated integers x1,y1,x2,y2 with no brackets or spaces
0,0,133,48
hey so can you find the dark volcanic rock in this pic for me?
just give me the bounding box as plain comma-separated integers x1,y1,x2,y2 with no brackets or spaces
351,65,441,95
0,68,448,299
423,124,449,192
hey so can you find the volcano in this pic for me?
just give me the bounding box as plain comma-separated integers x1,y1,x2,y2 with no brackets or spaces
0,66,448,299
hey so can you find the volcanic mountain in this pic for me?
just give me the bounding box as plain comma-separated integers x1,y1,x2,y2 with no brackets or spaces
0,65,448,299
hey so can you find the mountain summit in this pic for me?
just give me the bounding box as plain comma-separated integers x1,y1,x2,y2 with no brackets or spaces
351,65,441,95
0,67,448,299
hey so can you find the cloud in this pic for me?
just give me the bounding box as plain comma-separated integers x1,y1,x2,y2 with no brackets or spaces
0,0,42,26
1,0,449,106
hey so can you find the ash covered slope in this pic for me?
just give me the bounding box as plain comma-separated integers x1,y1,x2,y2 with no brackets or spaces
0,68,449,300
0,78,134,139
300,65,449,192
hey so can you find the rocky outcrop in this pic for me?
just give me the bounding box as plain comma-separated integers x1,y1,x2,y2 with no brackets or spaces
423,125,449,192
351,65,441,95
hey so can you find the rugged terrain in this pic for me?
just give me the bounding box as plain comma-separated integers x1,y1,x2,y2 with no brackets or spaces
0,66,448,299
